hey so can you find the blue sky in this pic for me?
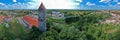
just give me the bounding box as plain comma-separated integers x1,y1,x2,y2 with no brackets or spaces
0,0,120,10
74,0,120,10
0,0,37,9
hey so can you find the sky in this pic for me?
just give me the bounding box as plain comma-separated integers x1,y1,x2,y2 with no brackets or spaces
0,0,120,10
74,0,120,10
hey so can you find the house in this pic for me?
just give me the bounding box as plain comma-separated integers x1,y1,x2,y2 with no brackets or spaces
106,18,116,24
0,15,4,23
23,16,38,28
3,16,11,23
52,11,65,19
110,11,117,16
117,16,120,22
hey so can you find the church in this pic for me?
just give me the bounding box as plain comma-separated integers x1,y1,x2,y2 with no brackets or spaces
38,3,47,32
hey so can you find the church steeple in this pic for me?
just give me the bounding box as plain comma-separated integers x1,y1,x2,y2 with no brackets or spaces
38,2,46,32
38,2,46,10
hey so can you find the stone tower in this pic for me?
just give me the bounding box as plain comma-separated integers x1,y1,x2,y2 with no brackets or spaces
38,3,46,32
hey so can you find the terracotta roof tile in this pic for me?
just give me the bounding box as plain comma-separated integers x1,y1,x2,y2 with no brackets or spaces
23,16,38,27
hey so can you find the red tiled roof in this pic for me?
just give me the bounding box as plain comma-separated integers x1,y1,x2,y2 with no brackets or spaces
0,15,4,23
106,18,115,20
0,15,10,22
110,12,116,14
23,16,38,27
4,16,10,19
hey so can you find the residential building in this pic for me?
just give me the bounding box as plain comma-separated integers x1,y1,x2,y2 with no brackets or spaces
106,18,116,24
52,11,65,19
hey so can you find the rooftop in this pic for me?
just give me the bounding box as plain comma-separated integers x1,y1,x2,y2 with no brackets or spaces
23,16,38,27
38,2,46,10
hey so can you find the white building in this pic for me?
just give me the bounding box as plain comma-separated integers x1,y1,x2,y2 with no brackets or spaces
106,18,116,24
52,11,65,19
110,12,117,16
4,16,11,23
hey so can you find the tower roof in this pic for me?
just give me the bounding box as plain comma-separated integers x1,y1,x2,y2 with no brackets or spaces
38,2,46,10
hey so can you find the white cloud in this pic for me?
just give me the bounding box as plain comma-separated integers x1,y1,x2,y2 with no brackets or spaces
75,3,80,5
76,0,82,2
13,0,17,2
28,2,34,5
113,0,118,2
2,2,30,9
32,0,76,9
99,0,111,3
86,2,95,6
0,3,5,5
117,2,120,4
0,0,76,9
